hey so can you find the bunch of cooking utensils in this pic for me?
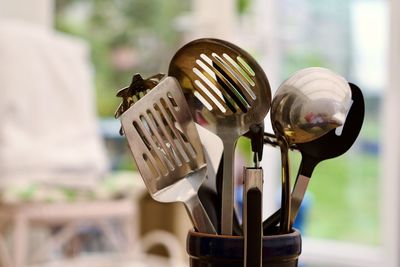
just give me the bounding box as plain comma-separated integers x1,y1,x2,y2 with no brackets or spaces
115,38,365,267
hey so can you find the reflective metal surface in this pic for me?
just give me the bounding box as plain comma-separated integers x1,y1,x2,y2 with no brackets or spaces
243,167,263,267
270,67,351,233
278,138,291,233
120,77,216,234
168,38,271,235
263,83,365,233
115,73,165,119
271,67,352,144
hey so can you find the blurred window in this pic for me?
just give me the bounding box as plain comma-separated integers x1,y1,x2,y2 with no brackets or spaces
55,0,392,265
277,0,386,246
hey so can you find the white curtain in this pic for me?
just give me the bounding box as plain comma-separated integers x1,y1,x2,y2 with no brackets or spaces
0,20,108,188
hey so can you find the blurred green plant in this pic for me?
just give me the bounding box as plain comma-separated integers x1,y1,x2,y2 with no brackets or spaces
237,0,252,15
282,49,328,78
289,149,380,245
55,0,190,117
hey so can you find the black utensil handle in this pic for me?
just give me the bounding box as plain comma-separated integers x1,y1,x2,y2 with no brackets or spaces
263,208,281,234
245,123,265,164
263,154,318,233
263,175,313,233
262,174,310,234
243,167,263,267
245,188,263,267
198,184,219,231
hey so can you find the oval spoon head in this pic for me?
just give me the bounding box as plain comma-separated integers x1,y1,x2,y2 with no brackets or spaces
168,38,271,134
297,82,365,171
271,67,352,144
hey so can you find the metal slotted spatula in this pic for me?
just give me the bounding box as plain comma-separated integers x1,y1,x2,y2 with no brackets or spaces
120,77,217,234
169,38,271,235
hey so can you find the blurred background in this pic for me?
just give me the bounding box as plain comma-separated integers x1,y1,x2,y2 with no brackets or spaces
0,0,398,266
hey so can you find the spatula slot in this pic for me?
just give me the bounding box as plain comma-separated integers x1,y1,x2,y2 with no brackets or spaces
133,119,168,176
146,110,180,169
160,98,194,164
176,126,197,160
143,153,159,180
151,105,183,167
139,115,171,175
167,92,180,111
133,121,151,150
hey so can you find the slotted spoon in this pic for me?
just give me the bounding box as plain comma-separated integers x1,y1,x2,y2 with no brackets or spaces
120,77,217,234
168,38,271,235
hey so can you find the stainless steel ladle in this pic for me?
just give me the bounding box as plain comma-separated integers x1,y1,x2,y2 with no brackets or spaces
264,83,364,233
270,67,352,233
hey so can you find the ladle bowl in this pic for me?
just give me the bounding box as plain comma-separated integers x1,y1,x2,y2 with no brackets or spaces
271,67,352,144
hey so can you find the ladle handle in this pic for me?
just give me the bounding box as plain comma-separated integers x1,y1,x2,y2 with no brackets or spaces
262,174,311,233
185,194,217,234
221,140,236,235
288,156,318,227
263,154,318,233
289,174,310,226
279,141,291,233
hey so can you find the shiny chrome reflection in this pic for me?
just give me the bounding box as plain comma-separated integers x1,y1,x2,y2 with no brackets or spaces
168,38,271,235
271,67,352,144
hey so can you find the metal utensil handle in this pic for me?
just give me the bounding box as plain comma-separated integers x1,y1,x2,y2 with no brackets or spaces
262,206,280,233
216,154,244,236
263,175,310,233
243,167,263,267
263,174,310,233
185,194,217,234
290,174,310,226
221,140,236,235
279,140,291,233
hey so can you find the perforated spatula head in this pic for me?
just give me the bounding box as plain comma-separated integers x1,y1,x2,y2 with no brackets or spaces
120,77,206,201
120,77,217,234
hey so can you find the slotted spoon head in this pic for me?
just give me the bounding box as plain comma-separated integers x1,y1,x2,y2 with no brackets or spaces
168,38,271,134
120,77,207,203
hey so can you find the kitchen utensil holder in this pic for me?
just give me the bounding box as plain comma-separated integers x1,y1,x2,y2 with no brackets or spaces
187,229,301,267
